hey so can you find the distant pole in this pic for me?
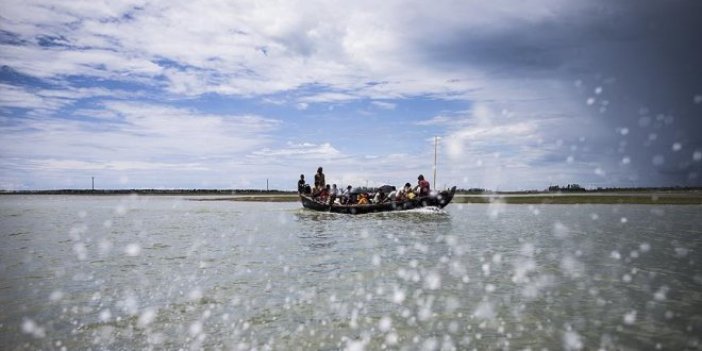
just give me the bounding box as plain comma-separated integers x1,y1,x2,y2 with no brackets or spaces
92,177,95,191
433,136,438,190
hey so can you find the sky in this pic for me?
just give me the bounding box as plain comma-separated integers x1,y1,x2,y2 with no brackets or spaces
1,0,701,191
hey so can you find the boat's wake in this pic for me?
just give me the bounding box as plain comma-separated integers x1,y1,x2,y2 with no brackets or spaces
402,206,446,214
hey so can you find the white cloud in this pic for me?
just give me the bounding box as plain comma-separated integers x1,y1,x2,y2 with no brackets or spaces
0,83,142,112
415,115,468,126
371,101,396,110
250,142,341,159
0,83,62,110
0,0,593,100
298,92,358,104
0,102,281,174
30,159,208,171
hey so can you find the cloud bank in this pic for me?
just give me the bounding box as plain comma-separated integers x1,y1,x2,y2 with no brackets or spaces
1,0,700,189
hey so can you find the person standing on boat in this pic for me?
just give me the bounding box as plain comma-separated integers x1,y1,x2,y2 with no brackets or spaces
297,174,306,193
314,167,325,192
416,174,431,197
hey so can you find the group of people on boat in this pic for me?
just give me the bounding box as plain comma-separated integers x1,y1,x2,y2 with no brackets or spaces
297,166,432,206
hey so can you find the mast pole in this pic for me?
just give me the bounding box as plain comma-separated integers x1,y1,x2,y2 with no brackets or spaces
433,136,437,190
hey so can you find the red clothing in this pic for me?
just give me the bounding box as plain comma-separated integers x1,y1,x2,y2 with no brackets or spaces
418,180,430,196
318,189,329,201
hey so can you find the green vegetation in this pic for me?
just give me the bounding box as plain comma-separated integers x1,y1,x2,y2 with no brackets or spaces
193,195,299,202
0,189,296,196
453,194,702,205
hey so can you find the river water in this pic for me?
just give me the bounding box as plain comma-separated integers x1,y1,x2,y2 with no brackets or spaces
1,195,700,350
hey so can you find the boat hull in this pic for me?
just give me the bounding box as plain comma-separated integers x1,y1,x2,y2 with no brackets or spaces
300,186,457,214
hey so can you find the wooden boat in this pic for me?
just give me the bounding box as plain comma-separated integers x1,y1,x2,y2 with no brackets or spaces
300,186,457,214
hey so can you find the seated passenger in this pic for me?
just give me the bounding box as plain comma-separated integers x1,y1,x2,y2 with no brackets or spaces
373,189,386,203
318,184,330,202
398,182,414,201
387,187,397,201
342,185,353,204
357,193,369,205
329,184,339,204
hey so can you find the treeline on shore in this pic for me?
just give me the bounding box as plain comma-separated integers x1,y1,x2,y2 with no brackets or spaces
456,185,702,194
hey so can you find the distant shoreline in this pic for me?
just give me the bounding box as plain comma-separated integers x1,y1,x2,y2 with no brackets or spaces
452,193,702,205
3,189,701,204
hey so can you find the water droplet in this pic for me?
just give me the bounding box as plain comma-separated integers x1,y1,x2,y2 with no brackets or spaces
674,247,689,257
492,253,502,264
21,318,46,338
638,116,651,127
392,289,406,304
639,242,651,252
125,243,141,256
473,301,495,320
482,263,491,276
99,309,112,322
49,290,64,301
562,330,583,350
188,288,203,301
73,243,87,261
654,286,669,301
424,271,441,290
623,310,637,325
138,308,157,328
553,221,570,238
115,205,127,216
378,316,392,332
189,321,203,336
